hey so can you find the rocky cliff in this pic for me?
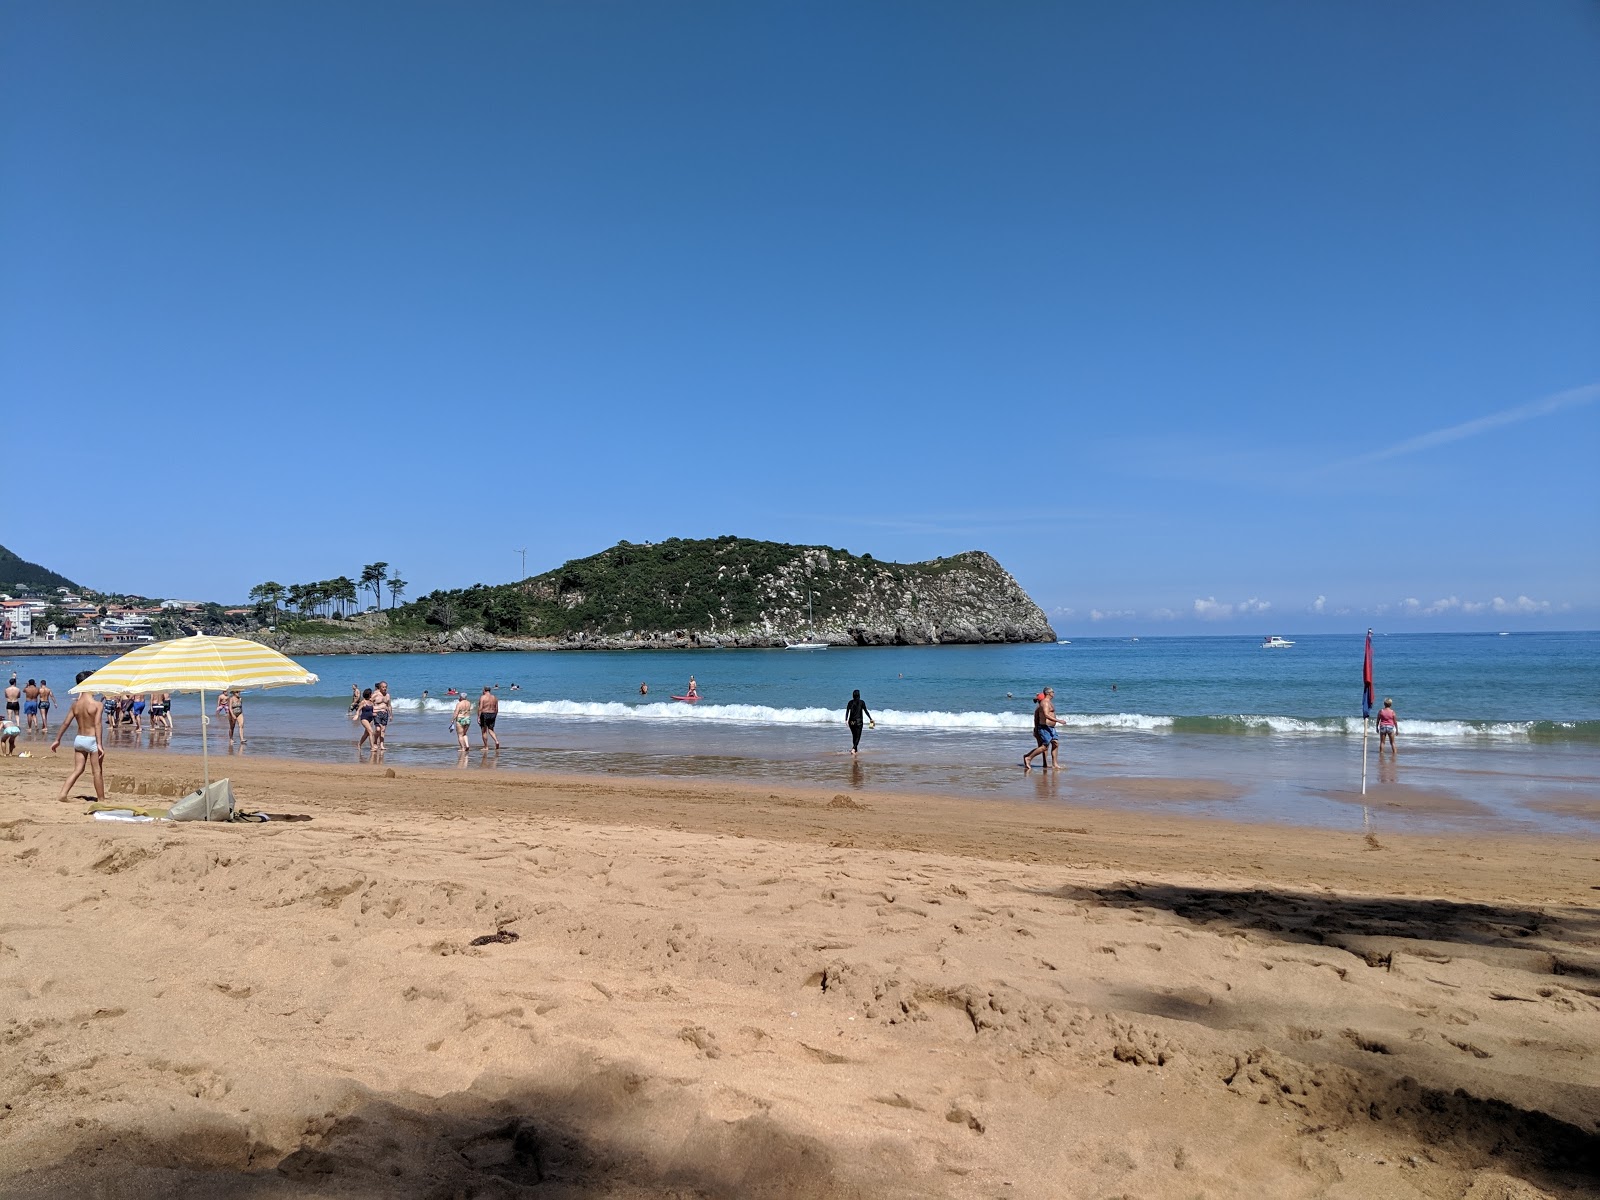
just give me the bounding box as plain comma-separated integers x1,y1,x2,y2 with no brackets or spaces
257,538,1056,654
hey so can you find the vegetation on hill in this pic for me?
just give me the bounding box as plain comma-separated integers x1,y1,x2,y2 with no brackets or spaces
387,535,1041,642
0,544,80,595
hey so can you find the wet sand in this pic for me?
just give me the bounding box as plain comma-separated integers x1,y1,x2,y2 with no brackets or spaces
2,752,1597,1197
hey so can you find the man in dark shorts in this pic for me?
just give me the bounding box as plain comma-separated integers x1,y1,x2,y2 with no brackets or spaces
4,675,19,726
478,685,500,750
844,689,873,754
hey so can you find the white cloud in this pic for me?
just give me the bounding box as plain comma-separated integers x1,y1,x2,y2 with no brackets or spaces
1238,597,1271,615
1491,595,1551,614
1330,382,1599,470
1148,607,1178,621
1193,597,1232,620
1050,606,1076,619
1089,608,1135,622
1311,595,1326,614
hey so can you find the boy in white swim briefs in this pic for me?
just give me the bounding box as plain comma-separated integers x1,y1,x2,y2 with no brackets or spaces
51,672,107,804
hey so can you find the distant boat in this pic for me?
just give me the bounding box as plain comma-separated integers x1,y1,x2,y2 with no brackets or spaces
785,589,829,650
1498,631,1510,637
1056,639,1071,644
1261,636,1295,649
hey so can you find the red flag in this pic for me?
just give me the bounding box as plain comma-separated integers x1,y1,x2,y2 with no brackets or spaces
1362,630,1374,718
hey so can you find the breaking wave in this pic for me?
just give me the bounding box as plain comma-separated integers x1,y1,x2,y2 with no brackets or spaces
391,696,1598,742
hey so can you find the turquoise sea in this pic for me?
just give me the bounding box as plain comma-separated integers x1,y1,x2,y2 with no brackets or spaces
9,632,1598,833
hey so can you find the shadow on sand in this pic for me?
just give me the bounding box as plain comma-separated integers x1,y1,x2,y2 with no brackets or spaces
1018,879,1600,1192
3,1068,901,1200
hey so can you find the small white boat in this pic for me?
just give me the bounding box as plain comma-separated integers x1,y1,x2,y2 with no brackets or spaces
1056,639,1071,644
1261,635,1295,649
785,590,827,648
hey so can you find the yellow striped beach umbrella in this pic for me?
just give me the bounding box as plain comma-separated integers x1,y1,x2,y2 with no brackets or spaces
71,635,318,784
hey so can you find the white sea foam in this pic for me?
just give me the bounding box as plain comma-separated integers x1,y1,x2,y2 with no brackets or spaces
396,696,1035,731
389,697,1565,741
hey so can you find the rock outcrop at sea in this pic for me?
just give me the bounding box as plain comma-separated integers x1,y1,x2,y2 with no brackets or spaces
252,546,1056,655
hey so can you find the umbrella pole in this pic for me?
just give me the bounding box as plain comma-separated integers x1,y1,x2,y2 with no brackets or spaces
200,687,210,788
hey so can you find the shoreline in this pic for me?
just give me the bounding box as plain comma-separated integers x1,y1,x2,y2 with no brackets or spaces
9,747,1599,883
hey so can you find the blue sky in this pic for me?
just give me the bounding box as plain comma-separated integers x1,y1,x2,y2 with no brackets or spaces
3,1,1596,633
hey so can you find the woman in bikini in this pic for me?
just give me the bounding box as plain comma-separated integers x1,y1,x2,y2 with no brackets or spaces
452,693,472,753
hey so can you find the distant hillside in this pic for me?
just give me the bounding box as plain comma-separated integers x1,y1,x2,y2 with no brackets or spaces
378,536,1056,648
0,544,79,595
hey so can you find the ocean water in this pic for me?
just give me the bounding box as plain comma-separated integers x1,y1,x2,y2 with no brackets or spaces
9,632,1598,833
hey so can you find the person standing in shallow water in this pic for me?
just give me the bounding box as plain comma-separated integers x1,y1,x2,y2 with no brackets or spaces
1376,697,1399,756
844,689,873,754
477,685,500,751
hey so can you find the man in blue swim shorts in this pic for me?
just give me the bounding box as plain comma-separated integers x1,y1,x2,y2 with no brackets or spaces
1022,687,1061,771
51,671,107,803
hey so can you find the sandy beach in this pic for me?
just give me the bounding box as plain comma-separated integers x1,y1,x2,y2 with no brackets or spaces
2,753,1597,1198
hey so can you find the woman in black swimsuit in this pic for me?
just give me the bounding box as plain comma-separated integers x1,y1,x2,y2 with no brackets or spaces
356,688,375,751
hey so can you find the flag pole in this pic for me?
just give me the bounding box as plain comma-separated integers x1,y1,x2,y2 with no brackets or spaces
1361,713,1369,796
1360,627,1373,797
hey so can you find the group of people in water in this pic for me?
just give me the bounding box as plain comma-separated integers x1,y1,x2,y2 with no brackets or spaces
15,662,1407,796
4,676,54,734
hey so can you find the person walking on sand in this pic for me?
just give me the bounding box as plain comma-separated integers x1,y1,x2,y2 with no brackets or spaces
844,689,874,754
478,685,500,751
51,672,106,803
1376,697,1399,756
452,692,472,753
1023,687,1061,772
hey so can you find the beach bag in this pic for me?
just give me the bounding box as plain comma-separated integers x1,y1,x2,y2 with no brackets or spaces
169,778,235,822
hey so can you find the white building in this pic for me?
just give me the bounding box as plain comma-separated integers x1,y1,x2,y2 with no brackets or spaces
1,603,33,640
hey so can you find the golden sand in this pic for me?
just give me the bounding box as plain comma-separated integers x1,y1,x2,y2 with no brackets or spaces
2,753,1597,1197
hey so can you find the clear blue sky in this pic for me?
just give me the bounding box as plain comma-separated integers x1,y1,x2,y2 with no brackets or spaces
4,1,1596,633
